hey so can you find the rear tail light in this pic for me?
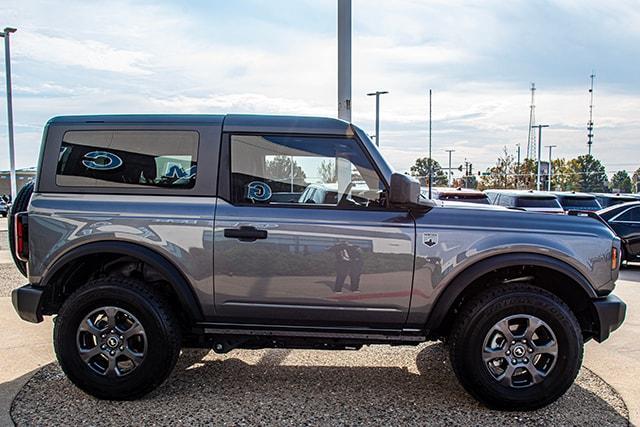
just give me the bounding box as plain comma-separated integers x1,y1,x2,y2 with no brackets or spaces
14,212,29,262
611,247,619,270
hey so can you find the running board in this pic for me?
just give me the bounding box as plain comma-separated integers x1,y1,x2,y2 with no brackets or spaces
197,324,426,343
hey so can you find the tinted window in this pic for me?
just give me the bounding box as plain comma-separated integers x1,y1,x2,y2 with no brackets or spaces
616,207,640,222
515,197,561,208
559,196,601,211
230,135,385,208
438,193,489,204
56,130,198,189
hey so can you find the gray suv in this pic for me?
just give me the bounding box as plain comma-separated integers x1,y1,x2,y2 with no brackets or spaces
10,114,625,410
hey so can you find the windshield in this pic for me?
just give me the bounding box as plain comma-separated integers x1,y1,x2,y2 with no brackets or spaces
515,197,562,209
560,197,601,211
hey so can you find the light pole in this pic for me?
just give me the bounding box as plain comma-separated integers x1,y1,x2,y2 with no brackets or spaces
545,144,557,191
366,90,388,147
516,143,521,188
532,124,549,191
445,149,455,187
1,27,17,201
337,0,351,122
428,89,432,198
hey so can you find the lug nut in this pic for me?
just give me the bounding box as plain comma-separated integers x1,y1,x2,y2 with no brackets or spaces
523,358,529,363
119,346,124,351
110,350,115,356
511,359,517,365
119,336,124,340
529,348,533,353
506,350,511,356
511,340,516,345
522,339,527,344
101,334,106,339
101,344,106,350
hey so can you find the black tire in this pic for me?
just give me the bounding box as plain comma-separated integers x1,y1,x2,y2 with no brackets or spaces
54,277,182,400
8,181,34,277
448,283,583,410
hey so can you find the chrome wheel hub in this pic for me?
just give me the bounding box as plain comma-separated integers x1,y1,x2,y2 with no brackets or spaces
482,314,558,389
76,306,147,377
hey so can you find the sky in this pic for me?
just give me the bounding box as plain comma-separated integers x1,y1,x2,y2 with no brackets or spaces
1,0,640,178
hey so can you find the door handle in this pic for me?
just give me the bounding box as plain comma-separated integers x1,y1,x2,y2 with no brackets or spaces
223,226,268,242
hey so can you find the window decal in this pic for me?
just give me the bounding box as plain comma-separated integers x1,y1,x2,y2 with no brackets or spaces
246,181,272,202
82,151,123,171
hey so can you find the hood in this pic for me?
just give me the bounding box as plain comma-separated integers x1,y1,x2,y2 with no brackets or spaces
416,204,617,240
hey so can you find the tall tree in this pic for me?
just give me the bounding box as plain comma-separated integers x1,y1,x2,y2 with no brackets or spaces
265,155,306,184
632,167,640,193
550,158,572,191
567,155,607,192
513,158,537,190
317,160,337,183
410,157,448,186
480,147,515,189
610,170,632,193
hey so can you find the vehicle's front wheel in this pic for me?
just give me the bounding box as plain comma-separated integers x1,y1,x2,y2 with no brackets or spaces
54,277,181,400
448,284,583,410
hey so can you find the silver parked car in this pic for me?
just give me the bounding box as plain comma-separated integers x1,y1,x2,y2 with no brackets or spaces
10,114,625,410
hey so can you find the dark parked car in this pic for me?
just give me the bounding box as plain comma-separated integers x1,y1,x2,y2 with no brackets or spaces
485,190,564,213
421,187,490,204
598,201,640,262
552,192,602,212
593,193,638,208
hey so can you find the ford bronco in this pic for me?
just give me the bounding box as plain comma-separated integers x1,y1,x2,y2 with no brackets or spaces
10,114,625,409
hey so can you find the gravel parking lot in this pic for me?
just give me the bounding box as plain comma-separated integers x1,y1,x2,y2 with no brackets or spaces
11,345,628,426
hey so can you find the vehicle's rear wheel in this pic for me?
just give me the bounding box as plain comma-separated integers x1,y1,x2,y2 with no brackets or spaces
54,277,181,400
8,181,34,277
448,283,583,410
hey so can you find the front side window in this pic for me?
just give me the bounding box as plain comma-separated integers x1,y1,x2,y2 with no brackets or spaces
56,130,199,189
230,135,385,208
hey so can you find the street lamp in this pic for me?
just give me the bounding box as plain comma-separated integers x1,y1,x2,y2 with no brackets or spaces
0,27,17,201
445,149,455,187
545,145,557,191
532,124,549,191
366,90,388,147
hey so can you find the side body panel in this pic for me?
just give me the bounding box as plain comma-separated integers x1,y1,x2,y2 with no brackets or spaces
407,206,619,327
213,200,415,327
29,119,221,317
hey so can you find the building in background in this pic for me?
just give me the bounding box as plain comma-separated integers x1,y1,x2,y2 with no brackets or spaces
0,167,36,199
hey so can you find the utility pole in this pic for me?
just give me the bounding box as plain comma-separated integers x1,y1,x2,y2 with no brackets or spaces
532,124,549,191
1,27,17,201
428,89,432,199
366,90,388,147
587,72,595,156
545,144,557,191
516,143,521,188
337,0,351,122
445,149,455,187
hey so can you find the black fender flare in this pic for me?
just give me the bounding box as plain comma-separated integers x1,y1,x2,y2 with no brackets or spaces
40,241,203,321
424,252,598,335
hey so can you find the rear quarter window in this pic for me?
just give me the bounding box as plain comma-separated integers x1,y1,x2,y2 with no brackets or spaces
56,130,199,189
559,197,601,211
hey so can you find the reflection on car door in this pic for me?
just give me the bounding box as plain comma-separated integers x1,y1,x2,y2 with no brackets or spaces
213,133,416,328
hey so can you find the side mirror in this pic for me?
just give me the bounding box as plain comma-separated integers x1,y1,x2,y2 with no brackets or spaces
389,173,421,207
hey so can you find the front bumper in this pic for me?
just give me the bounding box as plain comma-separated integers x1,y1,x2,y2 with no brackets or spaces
592,294,626,342
11,284,44,323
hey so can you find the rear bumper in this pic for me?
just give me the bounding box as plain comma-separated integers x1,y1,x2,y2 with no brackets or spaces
592,294,626,342
11,284,44,323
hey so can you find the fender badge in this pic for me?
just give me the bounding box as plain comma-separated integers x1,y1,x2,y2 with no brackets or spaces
423,233,438,247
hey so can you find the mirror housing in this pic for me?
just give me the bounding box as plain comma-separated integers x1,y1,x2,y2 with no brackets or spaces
389,173,422,208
